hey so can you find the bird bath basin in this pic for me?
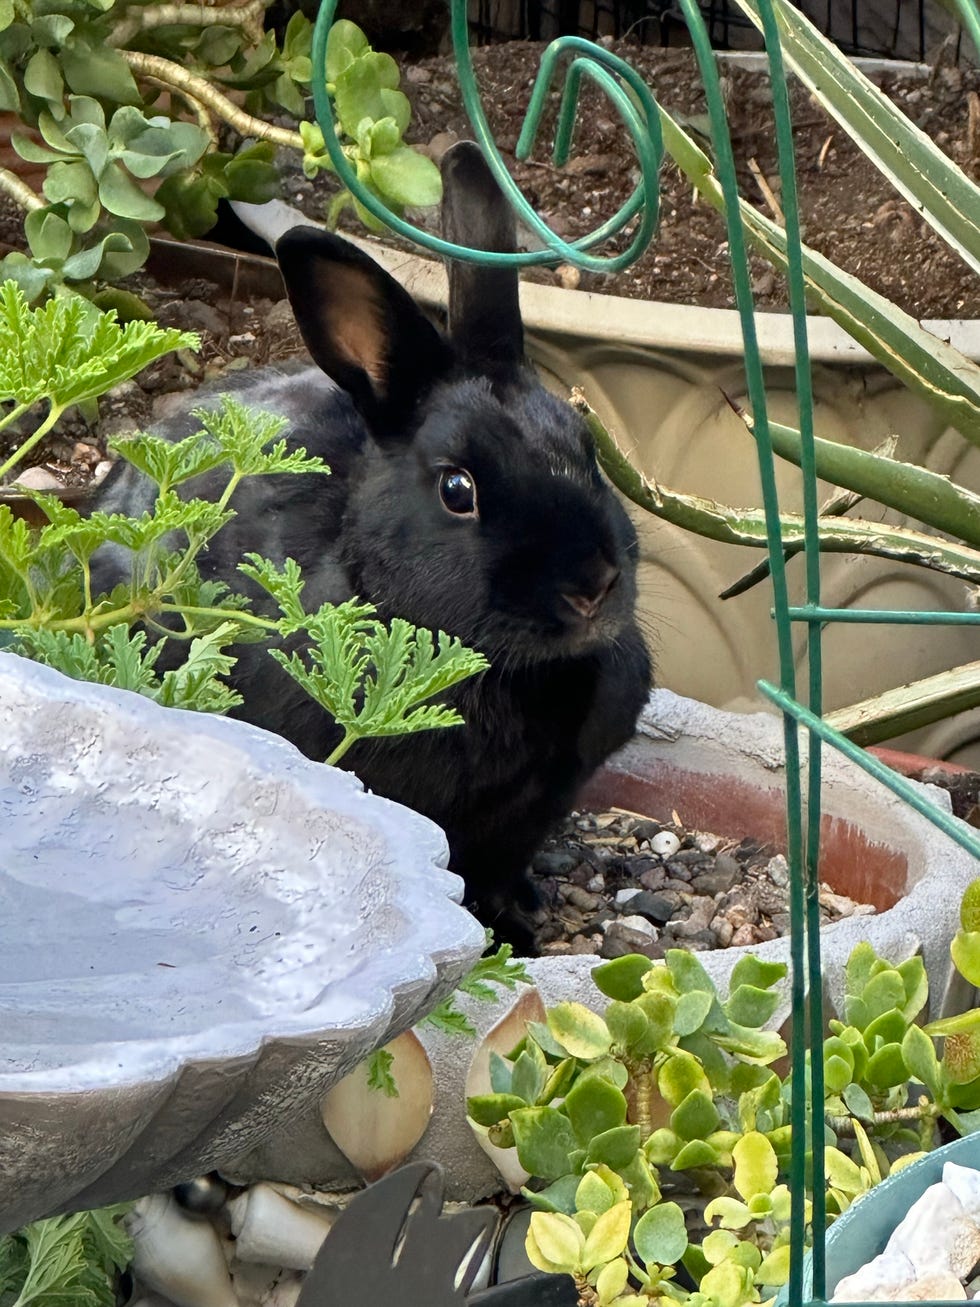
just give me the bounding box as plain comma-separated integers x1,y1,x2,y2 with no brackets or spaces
0,654,484,1234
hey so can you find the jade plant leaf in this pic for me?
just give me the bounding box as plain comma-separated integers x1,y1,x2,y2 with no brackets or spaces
582,1201,631,1272
564,1076,628,1145
634,1201,688,1268
593,954,652,1001
732,1132,777,1201
510,1107,578,1181
584,1125,641,1170
547,1003,613,1059
467,1094,527,1127
670,1088,720,1141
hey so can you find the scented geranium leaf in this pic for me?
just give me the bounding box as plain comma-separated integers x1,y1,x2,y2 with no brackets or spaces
156,624,242,713
16,628,103,685
548,1003,613,1060
113,430,227,490
366,1048,397,1097
457,941,530,1001
190,397,327,479
510,1106,577,1181
238,554,311,630
634,1201,688,1268
0,282,197,412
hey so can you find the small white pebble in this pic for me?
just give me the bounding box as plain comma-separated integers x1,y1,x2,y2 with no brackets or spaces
615,915,658,939
92,459,114,483
228,332,256,347
585,875,604,893
614,888,641,908
651,831,681,857
765,854,790,888
11,466,61,491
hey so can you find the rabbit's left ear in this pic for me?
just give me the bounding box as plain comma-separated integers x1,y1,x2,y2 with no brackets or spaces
441,141,524,373
275,226,453,435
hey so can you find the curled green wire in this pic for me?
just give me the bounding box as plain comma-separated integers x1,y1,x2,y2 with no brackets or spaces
310,0,662,270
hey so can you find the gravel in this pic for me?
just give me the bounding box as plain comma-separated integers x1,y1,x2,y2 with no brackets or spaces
527,806,875,959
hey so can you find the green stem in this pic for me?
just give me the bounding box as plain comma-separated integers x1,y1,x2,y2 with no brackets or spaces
325,731,356,767
0,403,63,482
155,603,275,631
0,402,33,437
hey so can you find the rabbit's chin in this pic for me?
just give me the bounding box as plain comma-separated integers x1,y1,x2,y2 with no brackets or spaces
479,612,630,667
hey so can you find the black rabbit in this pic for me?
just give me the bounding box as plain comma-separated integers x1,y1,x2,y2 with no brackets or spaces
94,142,652,947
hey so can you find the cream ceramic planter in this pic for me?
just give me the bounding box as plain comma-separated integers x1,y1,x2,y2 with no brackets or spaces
224,689,980,1204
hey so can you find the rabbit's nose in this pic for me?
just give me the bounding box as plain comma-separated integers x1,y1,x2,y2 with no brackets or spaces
562,561,619,621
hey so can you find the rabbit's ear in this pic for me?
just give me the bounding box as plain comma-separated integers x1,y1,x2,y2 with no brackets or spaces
275,226,452,433
441,142,524,371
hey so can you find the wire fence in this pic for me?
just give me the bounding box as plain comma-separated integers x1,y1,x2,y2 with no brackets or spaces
467,0,972,62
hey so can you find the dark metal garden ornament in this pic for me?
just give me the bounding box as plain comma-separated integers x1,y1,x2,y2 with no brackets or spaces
295,1162,577,1307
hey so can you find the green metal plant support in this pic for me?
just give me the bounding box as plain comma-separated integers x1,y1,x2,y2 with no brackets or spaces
311,3,980,1303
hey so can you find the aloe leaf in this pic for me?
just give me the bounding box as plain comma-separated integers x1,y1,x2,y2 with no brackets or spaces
733,0,980,274
580,392,980,584
737,412,980,548
658,108,980,447
826,660,980,745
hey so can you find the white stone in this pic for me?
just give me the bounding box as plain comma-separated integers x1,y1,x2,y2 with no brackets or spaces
11,465,61,491
616,915,658,939
614,888,641,907
650,831,681,857
946,1163,980,1224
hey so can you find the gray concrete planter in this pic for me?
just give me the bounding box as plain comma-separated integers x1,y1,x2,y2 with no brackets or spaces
226,690,980,1204
0,655,484,1235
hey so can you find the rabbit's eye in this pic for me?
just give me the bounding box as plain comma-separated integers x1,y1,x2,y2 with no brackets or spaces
438,468,477,517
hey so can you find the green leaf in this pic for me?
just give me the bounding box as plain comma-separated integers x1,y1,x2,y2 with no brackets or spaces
595,1257,629,1306
368,146,442,209
510,1107,578,1182
547,1003,613,1060
585,1125,641,1171
952,930,980,987
634,1202,688,1268
24,47,62,102
564,1077,627,1146
902,1024,942,1096
523,1175,580,1215
865,1042,909,1090
366,1048,397,1097
673,987,714,1036
732,1132,778,1201
526,1211,583,1275
575,1170,617,1216
511,1041,548,1106
333,50,400,133
669,1089,720,1142
325,17,370,81
60,41,139,103
605,999,650,1051
962,880,980,931
467,1093,527,1126
592,955,652,1002
703,1196,754,1231
98,160,165,222
725,983,781,1029
842,1082,874,1121
671,1139,719,1169
582,1201,631,1273
728,956,787,992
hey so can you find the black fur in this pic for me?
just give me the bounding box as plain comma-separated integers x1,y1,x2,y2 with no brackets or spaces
93,143,652,946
